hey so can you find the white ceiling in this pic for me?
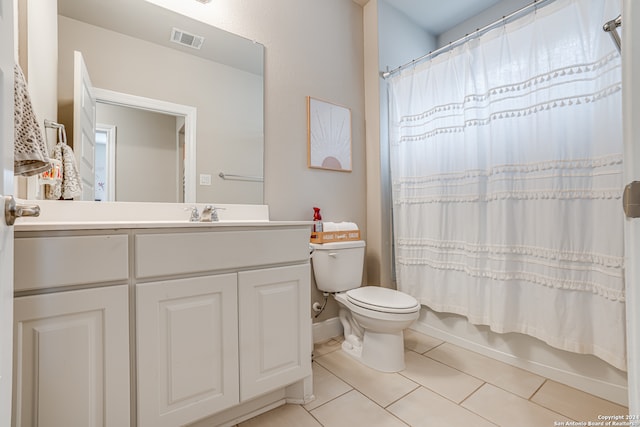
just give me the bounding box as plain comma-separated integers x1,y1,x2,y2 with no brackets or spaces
382,0,502,36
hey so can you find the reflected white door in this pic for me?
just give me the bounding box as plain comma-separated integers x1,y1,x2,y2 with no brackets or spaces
73,50,96,201
0,0,15,422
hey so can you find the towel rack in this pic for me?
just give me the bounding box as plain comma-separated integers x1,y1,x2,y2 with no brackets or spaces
218,172,263,182
44,119,67,145
44,119,64,130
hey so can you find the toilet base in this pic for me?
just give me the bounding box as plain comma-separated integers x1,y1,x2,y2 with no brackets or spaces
340,329,406,373
361,329,406,372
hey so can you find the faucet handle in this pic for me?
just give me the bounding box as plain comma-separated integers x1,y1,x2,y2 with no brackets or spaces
211,206,225,221
201,205,225,222
185,206,200,222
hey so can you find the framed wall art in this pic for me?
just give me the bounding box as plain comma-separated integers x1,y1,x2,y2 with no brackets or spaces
307,96,352,172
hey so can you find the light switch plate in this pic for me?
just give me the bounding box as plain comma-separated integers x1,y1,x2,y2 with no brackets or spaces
199,174,212,185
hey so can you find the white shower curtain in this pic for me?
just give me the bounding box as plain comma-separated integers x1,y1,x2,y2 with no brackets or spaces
388,0,625,370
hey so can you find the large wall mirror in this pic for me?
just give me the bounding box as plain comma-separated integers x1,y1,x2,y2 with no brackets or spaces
57,0,264,204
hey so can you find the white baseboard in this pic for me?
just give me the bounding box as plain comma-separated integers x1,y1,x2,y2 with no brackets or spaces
312,317,343,343
412,307,628,406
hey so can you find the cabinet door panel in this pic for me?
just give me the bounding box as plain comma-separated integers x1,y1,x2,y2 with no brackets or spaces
136,274,238,427
13,285,130,427
238,264,311,401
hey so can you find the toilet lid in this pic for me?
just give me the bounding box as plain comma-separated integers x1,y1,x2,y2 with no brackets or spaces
346,287,420,314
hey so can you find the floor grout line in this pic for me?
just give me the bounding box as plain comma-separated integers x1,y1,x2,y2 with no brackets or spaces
529,378,548,400
457,380,487,406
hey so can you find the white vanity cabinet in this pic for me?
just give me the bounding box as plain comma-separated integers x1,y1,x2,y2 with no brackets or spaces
13,233,131,427
13,222,313,427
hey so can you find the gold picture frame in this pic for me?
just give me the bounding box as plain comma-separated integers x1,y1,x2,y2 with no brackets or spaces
307,96,352,172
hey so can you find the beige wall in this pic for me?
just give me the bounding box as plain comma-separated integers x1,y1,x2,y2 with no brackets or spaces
96,103,178,203
15,0,59,198
363,0,384,287
18,0,57,143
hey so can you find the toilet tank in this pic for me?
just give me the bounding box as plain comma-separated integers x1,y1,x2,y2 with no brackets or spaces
310,240,366,293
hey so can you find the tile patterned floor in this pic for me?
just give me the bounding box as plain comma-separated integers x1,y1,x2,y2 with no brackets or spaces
239,330,628,427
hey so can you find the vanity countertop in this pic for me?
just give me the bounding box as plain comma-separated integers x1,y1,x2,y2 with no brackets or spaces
15,220,313,232
13,200,313,231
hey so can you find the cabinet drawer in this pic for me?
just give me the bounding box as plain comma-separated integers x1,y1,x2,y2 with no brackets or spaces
15,235,129,292
135,228,310,278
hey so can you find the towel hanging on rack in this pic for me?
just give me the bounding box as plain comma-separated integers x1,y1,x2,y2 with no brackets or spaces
13,64,51,176
45,125,82,200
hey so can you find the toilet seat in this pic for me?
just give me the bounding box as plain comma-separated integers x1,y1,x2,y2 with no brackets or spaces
346,287,420,314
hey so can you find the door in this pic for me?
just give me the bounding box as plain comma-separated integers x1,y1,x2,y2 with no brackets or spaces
238,264,312,402
623,0,640,415
136,274,239,427
0,0,15,422
73,50,96,201
13,286,131,427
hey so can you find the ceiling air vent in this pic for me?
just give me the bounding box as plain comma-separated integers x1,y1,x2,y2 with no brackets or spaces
170,28,204,50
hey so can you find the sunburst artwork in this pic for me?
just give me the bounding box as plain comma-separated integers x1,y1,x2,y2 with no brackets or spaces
307,97,352,172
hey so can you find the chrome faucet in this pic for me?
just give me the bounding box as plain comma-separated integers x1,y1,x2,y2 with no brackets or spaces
201,205,225,222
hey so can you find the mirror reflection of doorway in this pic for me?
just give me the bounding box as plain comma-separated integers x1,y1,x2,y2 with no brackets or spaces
94,125,114,201
95,102,186,203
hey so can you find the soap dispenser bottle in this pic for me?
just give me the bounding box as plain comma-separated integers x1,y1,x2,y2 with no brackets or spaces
313,207,323,233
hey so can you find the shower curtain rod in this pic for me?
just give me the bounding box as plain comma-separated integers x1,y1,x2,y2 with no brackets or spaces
381,0,556,79
603,14,622,52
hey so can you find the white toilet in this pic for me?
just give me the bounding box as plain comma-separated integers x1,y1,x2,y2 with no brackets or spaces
310,240,420,372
